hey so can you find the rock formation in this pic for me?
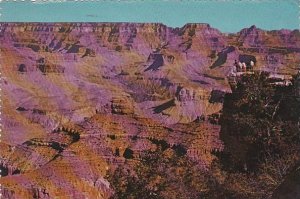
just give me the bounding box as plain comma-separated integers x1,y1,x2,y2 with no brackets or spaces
0,22,299,198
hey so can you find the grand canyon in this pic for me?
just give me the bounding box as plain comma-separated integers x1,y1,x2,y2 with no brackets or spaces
0,22,300,199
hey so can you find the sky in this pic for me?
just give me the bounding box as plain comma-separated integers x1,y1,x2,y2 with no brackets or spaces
0,0,299,33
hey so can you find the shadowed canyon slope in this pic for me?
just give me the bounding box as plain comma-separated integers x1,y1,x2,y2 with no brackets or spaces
0,22,300,198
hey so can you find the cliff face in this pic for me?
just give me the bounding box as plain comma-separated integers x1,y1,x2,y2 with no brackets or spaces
0,22,299,198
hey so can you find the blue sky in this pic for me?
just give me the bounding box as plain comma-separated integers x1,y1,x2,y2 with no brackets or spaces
0,0,299,33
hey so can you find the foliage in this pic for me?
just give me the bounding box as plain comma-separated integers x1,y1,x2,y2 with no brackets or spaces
220,72,300,172
106,148,212,199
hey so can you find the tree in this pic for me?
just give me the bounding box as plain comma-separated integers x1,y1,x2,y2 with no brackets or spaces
106,147,211,199
220,72,300,172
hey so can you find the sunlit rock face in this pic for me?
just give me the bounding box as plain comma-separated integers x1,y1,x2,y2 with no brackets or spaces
0,22,299,198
